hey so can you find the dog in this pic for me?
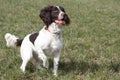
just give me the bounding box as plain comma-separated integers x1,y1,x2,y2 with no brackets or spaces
4,5,70,76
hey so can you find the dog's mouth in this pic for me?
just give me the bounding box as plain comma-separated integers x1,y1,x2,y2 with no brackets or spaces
55,19,65,25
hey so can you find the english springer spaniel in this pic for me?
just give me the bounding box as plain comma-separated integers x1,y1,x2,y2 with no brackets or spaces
5,5,70,76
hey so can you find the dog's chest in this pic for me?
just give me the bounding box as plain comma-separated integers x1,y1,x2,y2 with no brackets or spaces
44,37,63,55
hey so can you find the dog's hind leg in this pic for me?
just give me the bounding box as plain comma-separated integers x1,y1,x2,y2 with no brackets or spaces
20,58,30,72
20,47,33,72
31,57,42,70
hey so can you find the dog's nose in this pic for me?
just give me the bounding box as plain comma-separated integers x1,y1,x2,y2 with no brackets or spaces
58,12,65,20
61,13,65,16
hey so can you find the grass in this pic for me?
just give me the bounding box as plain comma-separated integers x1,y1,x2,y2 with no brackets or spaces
0,0,120,80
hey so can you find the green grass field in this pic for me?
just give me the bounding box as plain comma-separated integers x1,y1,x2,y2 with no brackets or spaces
0,0,120,80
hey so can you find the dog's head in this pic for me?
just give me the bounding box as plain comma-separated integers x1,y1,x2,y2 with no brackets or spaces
40,6,70,26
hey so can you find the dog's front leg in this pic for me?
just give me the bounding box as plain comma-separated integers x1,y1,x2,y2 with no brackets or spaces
53,53,60,76
37,49,49,69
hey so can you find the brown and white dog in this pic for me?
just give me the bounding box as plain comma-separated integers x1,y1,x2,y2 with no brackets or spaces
5,5,70,76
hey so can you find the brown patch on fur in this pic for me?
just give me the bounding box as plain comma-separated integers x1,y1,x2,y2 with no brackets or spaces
29,32,39,45
16,39,23,46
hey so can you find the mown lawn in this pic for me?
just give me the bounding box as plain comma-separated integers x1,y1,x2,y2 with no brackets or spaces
0,0,120,80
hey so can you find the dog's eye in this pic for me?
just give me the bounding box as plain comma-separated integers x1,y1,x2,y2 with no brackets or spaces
53,10,59,13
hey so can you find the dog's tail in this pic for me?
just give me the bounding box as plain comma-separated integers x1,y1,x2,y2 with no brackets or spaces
4,33,23,47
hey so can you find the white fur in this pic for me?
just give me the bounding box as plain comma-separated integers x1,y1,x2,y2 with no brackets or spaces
5,33,19,47
56,6,65,20
5,22,63,76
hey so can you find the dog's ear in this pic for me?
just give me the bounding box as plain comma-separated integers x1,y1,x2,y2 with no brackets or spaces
64,14,70,25
59,6,70,25
40,6,54,26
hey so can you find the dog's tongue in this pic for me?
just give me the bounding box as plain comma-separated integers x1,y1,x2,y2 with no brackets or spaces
55,20,65,25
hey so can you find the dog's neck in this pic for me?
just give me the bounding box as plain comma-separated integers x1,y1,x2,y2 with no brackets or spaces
46,22,63,35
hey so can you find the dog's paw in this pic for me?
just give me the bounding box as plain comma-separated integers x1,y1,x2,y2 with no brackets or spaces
43,59,49,69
